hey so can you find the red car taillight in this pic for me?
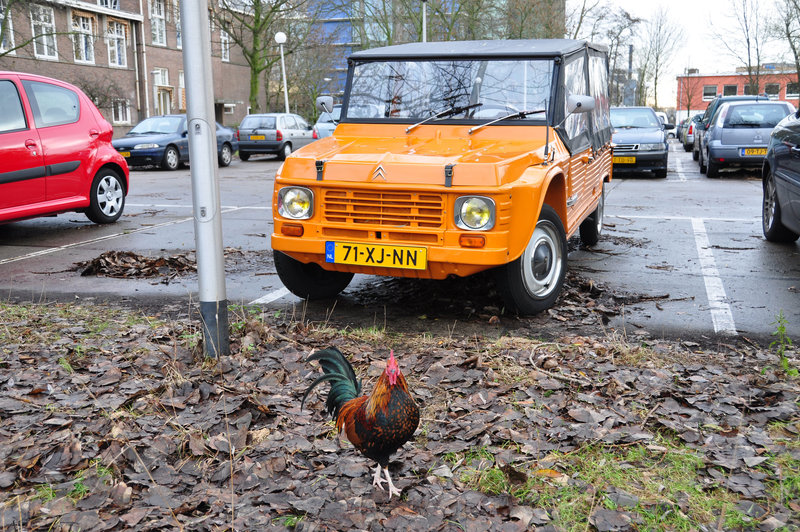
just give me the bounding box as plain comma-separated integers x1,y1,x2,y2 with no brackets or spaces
235,129,240,141
276,130,283,141
688,124,693,134
312,128,318,140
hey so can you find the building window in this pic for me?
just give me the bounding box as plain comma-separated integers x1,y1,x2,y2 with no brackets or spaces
175,2,181,49
72,13,95,64
0,0,15,54
224,103,235,114
220,29,230,62
702,85,717,100
764,83,780,99
178,70,185,110
107,20,127,67
787,82,799,99
98,0,120,9
152,67,168,86
112,99,130,124
30,4,57,59
150,0,166,46
723,85,737,96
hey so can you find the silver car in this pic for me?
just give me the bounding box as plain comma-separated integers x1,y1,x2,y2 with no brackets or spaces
236,113,314,161
703,100,796,178
313,104,341,139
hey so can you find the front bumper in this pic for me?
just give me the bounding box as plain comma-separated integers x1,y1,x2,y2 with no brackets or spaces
612,149,668,172
116,148,166,167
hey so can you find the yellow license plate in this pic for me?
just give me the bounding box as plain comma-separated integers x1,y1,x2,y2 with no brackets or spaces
325,241,427,270
119,151,130,157
613,156,636,164
250,135,265,140
741,148,767,156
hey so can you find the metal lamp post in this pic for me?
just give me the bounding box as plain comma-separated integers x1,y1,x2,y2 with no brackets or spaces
421,0,427,43
275,31,290,114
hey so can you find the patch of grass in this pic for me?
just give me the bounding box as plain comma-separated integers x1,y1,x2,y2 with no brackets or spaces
765,452,800,508
34,484,57,502
68,471,89,501
273,514,305,527
770,311,798,377
57,357,73,374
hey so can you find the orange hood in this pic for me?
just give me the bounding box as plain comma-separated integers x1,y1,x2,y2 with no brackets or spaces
284,123,552,187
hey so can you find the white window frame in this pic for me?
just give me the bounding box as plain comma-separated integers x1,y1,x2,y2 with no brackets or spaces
112,99,130,124
702,85,717,101
107,20,127,67
30,4,58,60
223,103,235,114
787,82,799,99
175,1,181,49
150,0,166,46
722,84,737,96
764,83,780,99
72,13,95,64
0,0,15,54
99,0,120,9
152,67,168,87
220,29,230,62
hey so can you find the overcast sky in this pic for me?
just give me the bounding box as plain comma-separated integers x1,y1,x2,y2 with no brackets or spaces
607,0,785,107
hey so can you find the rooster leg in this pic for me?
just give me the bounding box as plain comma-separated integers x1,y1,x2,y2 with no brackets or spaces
383,467,401,499
371,464,386,490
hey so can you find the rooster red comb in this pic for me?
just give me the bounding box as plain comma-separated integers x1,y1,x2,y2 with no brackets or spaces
386,350,399,385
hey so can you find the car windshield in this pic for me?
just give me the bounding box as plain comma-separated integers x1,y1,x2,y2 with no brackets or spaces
129,116,183,135
347,59,553,121
723,104,791,128
240,115,277,129
610,108,661,128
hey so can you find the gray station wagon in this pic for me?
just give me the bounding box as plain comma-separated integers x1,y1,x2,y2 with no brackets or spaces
236,113,314,161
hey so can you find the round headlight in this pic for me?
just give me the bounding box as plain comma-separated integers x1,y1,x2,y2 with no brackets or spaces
455,196,495,230
278,187,313,219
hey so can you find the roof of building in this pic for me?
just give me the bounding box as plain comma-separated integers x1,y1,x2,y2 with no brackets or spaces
349,39,607,61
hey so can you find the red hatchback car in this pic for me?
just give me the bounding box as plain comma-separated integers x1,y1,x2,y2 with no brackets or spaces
0,71,129,225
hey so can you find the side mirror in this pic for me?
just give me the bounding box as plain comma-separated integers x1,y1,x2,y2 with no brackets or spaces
182,130,188,137
316,96,333,114
567,94,595,114
665,123,675,130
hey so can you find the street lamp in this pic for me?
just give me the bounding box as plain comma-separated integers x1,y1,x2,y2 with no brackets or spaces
275,31,290,114
421,0,427,43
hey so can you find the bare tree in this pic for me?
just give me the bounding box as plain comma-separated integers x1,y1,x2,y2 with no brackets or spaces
713,0,770,95
212,0,311,113
773,0,800,93
635,7,682,109
677,73,703,118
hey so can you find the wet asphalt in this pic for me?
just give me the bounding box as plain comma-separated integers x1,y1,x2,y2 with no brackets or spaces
0,142,797,342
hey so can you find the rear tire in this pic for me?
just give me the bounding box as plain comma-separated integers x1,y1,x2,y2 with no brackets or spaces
699,149,707,174
239,152,250,161
495,205,567,315
683,143,692,152
86,169,125,224
579,183,604,246
273,250,354,299
763,169,800,242
654,168,667,179
706,158,720,178
278,143,292,161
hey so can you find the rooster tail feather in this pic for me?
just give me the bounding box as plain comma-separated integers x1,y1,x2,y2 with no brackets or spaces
303,347,361,419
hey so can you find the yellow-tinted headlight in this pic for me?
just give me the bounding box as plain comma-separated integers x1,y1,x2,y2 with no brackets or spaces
455,196,495,230
278,187,313,219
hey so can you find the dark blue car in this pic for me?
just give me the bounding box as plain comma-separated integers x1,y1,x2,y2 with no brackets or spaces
762,107,800,243
112,114,238,170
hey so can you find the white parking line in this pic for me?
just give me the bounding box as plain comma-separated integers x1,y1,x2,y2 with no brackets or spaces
249,287,290,305
610,214,757,222
691,217,737,335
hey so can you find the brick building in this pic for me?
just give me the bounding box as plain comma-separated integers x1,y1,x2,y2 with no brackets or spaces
0,0,252,135
675,66,800,122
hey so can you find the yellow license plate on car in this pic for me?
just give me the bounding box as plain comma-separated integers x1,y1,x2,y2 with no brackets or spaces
741,148,767,156
119,151,130,157
325,241,427,270
250,135,265,140
613,156,636,164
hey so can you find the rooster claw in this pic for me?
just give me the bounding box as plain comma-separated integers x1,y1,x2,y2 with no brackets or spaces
372,464,402,499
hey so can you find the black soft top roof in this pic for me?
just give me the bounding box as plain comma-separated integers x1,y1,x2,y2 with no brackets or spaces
349,39,607,61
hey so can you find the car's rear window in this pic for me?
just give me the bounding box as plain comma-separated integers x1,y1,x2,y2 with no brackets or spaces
240,116,276,129
22,80,80,128
723,104,792,128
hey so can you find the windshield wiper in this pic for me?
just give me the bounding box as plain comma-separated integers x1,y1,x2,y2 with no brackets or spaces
468,109,546,135
406,103,483,134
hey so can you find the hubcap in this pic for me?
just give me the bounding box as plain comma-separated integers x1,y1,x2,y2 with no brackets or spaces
97,176,123,216
521,220,563,298
167,149,178,168
764,177,776,228
532,242,552,281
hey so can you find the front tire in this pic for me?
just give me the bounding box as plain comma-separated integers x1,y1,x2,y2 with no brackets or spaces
273,250,354,299
763,169,799,242
85,169,125,224
278,143,292,161
579,183,604,246
495,205,567,315
161,146,180,171
218,143,232,167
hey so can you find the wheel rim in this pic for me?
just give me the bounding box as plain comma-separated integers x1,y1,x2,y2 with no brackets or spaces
166,148,178,169
97,175,123,216
521,220,563,299
221,145,231,165
284,144,291,157
763,175,777,230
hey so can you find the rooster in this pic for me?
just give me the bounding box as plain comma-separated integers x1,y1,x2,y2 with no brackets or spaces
301,347,419,498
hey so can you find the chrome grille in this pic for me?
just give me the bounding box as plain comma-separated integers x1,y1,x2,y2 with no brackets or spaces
614,144,639,151
323,190,444,228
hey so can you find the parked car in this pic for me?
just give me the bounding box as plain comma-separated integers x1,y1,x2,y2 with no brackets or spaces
112,114,237,170
313,104,341,139
0,71,129,225
675,118,687,141
654,111,675,138
271,39,613,315
236,113,313,161
762,107,800,242
695,94,769,170
610,106,671,178
682,113,703,153
702,100,795,178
